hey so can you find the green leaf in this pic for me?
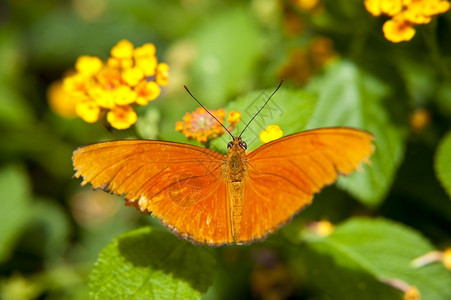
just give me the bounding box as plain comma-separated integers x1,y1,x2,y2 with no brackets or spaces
189,6,262,106
89,227,217,300
302,217,451,300
305,60,406,207
435,131,451,199
0,164,31,262
209,88,317,153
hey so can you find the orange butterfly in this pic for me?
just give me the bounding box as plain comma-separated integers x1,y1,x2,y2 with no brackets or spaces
72,85,374,246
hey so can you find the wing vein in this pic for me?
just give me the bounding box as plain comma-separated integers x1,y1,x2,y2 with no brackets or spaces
147,164,224,200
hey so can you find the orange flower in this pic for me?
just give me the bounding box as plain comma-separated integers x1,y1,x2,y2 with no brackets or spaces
176,108,240,144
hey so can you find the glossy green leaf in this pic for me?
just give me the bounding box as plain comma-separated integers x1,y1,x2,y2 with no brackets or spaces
89,227,217,300
0,164,31,262
305,60,406,207
302,217,451,300
435,131,451,199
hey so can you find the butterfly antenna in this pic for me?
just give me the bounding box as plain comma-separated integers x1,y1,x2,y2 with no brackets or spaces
184,85,234,139
239,79,284,138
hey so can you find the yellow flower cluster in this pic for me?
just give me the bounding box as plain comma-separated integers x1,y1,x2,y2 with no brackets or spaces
56,40,168,129
364,0,450,42
259,125,283,144
279,37,336,85
175,108,241,143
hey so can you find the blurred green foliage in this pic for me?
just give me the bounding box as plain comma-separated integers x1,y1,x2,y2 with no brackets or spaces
1,0,451,299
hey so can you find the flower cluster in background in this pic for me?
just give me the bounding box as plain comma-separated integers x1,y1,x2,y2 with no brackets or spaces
280,0,323,36
364,0,450,42
175,108,241,143
279,37,337,85
49,40,169,129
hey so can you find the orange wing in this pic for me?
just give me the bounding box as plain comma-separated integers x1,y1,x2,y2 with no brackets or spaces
236,127,374,243
72,140,233,245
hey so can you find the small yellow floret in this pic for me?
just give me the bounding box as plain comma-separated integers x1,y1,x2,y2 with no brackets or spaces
111,39,134,59
364,0,382,16
383,17,416,42
107,105,138,129
227,111,242,125
63,73,86,95
122,67,144,86
156,63,169,86
136,81,160,105
134,43,156,58
260,125,283,144
380,0,402,16
175,121,184,132
113,86,137,105
75,100,100,123
75,55,103,76
88,86,115,109
47,81,78,118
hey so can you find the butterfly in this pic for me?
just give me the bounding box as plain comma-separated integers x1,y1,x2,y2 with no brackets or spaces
72,84,374,246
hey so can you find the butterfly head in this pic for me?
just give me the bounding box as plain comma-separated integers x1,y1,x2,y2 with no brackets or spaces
227,136,247,151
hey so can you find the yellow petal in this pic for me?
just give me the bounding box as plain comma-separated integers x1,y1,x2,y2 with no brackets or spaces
259,125,283,143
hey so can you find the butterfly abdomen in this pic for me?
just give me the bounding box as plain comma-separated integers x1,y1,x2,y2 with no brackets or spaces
225,140,249,242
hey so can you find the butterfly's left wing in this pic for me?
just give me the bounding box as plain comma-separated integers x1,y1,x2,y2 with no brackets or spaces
236,127,374,244
73,140,234,245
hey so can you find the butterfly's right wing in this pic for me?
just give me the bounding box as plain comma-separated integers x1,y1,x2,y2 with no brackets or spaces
73,140,233,245
236,128,374,244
